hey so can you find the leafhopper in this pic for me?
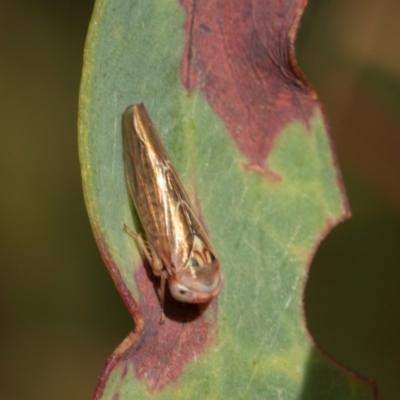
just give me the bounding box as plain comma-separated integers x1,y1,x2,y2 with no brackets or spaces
122,104,223,320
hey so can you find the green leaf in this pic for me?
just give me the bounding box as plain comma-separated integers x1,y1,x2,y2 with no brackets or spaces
78,0,376,399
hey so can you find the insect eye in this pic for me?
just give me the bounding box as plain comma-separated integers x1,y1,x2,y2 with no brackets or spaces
189,257,200,269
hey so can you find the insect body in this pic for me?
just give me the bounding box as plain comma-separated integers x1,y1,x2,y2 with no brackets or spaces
122,104,223,315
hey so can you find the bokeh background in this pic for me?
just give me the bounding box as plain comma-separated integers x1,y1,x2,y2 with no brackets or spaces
1,0,399,399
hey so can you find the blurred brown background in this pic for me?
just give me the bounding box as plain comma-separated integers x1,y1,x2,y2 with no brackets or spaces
0,0,399,399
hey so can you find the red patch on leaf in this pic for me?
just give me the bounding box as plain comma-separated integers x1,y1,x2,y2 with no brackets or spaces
93,235,217,396
180,0,318,168
125,264,217,391
92,237,143,400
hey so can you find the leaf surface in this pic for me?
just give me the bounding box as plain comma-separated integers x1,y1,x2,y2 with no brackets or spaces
78,0,376,399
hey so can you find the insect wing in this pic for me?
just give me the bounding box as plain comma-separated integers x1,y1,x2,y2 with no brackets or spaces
123,104,223,304
122,104,196,272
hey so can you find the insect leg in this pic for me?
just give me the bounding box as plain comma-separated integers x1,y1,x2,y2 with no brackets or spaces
123,223,166,324
123,224,164,271
159,270,168,324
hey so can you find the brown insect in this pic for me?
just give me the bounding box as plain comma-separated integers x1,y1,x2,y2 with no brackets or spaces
122,104,223,321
